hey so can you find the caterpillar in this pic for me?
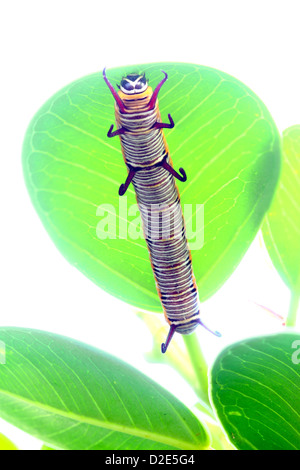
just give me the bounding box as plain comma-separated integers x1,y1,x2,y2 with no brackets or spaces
103,68,220,353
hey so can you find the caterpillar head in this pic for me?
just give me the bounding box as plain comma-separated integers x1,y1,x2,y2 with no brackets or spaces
119,73,148,94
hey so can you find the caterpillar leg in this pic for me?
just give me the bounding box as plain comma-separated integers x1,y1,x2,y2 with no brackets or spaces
162,159,187,182
107,124,126,138
161,325,177,354
154,114,175,130
119,168,136,196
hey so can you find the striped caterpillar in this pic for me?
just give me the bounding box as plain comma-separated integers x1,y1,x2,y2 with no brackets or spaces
103,68,220,353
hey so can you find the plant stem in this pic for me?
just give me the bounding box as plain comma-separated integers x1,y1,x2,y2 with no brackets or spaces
183,334,210,407
286,290,300,327
203,420,236,450
138,311,215,415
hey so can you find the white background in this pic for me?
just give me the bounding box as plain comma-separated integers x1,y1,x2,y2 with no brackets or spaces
1,0,299,449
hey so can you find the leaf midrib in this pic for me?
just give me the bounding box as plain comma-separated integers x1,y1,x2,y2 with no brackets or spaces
0,389,206,450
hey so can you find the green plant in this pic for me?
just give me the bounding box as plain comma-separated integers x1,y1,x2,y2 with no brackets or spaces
262,125,300,327
0,63,298,450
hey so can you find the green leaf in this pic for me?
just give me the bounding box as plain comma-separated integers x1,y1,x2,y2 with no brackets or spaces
262,125,300,293
210,333,300,450
0,328,209,450
22,62,281,311
0,432,18,450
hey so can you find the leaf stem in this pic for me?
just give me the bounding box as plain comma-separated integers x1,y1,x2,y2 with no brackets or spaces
201,419,235,450
183,334,210,407
286,290,300,327
138,312,215,417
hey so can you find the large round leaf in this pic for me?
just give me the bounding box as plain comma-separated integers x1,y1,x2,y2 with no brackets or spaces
262,125,300,293
0,327,209,450
22,62,281,312
210,333,300,450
